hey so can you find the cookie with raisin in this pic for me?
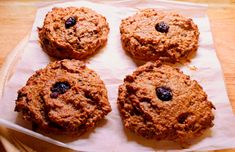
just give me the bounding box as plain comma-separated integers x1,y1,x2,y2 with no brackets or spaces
117,61,214,143
120,9,199,63
15,59,111,134
38,7,109,59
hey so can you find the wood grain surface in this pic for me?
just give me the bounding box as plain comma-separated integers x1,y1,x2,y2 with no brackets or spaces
0,0,235,152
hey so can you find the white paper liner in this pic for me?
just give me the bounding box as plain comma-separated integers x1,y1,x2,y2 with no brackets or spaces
1,1,235,151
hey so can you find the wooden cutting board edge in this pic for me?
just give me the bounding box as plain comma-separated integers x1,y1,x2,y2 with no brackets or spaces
0,36,29,98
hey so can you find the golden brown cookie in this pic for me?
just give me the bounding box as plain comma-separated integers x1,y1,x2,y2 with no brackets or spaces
15,59,111,134
38,7,109,59
120,9,199,63
117,61,215,143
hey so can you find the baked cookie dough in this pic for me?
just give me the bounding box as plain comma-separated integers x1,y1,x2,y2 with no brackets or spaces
120,8,199,63
38,7,109,59
117,61,215,143
15,59,111,134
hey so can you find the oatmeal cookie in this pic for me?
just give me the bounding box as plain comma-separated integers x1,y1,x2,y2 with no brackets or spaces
117,61,215,143
15,59,111,134
38,7,109,59
120,8,199,63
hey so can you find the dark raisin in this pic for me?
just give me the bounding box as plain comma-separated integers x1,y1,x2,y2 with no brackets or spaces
155,22,169,33
156,87,172,101
124,75,134,83
50,92,59,98
178,113,191,124
126,85,136,94
51,82,70,95
65,17,76,29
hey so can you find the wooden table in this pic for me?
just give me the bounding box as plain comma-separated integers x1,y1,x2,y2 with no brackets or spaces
0,0,235,151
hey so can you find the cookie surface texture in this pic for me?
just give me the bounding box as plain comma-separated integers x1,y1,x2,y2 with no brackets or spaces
117,61,214,143
120,9,199,63
15,59,111,134
38,7,109,59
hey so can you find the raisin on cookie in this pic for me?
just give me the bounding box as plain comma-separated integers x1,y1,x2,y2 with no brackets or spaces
117,61,215,143
38,7,109,59
15,59,111,134
120,9,199,63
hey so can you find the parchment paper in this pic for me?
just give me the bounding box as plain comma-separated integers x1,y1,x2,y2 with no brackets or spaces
1,1,235,151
